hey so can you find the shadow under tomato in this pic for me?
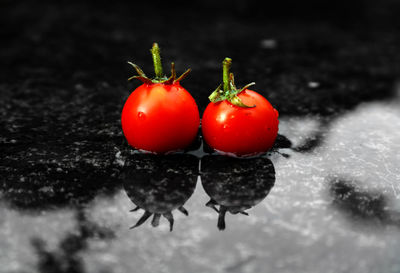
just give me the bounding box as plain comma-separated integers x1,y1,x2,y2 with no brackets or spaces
200,155,275,230
122,154,199,231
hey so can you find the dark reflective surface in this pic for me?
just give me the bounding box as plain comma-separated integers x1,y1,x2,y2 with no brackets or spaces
123,154,198,231
201,156,275,230
2,0,400,272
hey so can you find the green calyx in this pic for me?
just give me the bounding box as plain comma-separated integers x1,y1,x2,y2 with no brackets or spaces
208,57,256,108
128,43,191,85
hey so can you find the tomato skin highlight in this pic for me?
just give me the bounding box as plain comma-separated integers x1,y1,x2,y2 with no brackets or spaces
121,83,200,153
202,89,279,156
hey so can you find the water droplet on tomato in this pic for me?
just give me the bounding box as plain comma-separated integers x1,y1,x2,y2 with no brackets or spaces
138,112,146,119
223,124,230,130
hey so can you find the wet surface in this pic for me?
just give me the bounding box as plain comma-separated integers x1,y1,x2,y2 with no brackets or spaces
201,155,275,230
123,154,198,231
1,1,400,272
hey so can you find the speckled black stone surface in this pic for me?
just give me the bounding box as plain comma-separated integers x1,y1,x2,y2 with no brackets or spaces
1,1,400,272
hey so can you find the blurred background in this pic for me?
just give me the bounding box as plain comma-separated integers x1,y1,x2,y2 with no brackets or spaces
2,0,400,115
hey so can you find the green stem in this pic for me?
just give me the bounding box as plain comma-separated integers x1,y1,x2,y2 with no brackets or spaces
151,43,163,79
209,91,219,101
222,57,232,92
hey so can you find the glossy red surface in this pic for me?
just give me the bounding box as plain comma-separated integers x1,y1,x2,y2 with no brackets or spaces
202,89,279,156
121,83,200,153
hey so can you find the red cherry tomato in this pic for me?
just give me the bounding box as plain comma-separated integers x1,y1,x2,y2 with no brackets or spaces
121,43,200,153
122,83,199,153
201,58,279,157
202,89,279,156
